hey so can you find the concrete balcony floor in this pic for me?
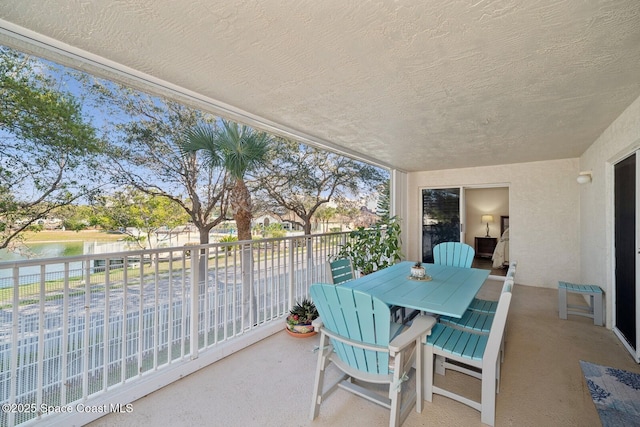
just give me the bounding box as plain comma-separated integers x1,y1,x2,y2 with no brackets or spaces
89,280,638,427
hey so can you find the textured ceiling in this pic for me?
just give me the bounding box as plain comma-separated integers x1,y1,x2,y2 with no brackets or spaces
1,1,640,172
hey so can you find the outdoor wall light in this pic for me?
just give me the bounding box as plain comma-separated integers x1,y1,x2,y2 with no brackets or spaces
577,171,592,184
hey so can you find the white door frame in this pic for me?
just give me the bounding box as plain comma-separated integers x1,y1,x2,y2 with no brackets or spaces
611,150,640,363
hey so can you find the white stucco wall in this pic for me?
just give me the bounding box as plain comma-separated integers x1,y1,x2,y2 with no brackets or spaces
407,158,580,288
391,170,410,259
580,94,640,328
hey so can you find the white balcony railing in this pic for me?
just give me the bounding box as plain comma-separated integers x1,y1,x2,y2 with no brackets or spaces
0,231,354,426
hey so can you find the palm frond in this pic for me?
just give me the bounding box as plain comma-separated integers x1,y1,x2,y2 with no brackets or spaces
217,120,270,179
180,125,223,168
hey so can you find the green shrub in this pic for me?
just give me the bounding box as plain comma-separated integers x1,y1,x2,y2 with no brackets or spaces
263,223,286,239
337,216,403,275
219,234,238,253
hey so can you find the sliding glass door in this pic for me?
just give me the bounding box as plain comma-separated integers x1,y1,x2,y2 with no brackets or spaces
614,153,639,362
421,188,464,263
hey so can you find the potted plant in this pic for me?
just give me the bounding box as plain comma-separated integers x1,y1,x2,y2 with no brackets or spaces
286,298,319,337
410,261,426,278
337,216,403,275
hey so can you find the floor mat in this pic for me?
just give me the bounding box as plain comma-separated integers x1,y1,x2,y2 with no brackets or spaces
580,360,640,426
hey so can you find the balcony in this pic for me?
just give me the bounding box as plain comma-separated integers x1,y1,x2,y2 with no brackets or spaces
90,279,636,427
1,232,352,426
1,232,636,426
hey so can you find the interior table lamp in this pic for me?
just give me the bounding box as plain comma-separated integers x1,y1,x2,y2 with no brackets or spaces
481,215,494,237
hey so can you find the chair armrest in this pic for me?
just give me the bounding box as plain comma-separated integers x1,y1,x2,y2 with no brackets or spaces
389,314,437,352
312,317,323,328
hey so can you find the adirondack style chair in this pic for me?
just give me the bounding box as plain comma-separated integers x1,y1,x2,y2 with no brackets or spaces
326,257,407,322
309,283,437,427
326,257,355,285
432,242,475,268
424,287,513,426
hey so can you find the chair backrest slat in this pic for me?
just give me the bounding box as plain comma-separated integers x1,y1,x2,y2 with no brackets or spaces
433,242,475,268
310,283,392,374
327,258,355,285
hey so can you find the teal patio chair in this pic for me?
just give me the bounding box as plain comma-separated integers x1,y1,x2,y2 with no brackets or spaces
326,257,406,322
468,261,517,314
433,242,475,268
425,287,513,426
326,257,355,285
309,283,436,427
439,276,514,363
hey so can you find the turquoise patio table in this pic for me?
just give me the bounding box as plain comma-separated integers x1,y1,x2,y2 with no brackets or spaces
342,261,490,318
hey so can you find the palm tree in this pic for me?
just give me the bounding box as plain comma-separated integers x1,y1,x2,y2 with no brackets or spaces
183,120,271,329
182,120,270,241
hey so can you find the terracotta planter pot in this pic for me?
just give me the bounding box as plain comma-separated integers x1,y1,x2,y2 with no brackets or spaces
286,323,316,337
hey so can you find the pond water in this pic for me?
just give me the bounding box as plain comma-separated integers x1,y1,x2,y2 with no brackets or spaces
0,241,110,288
0,241,84,261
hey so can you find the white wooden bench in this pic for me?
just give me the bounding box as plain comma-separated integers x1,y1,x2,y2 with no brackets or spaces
558,281,603,326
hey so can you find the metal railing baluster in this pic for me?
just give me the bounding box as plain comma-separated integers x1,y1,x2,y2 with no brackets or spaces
0,230,359,426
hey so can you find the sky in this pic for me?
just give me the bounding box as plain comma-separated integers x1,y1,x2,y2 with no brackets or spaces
3,44,388,214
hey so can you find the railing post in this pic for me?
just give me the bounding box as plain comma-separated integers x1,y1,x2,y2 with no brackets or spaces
61,264,70,406
83,260,91,398
241,243,254,330
306,237,313,288
190,248,200,360
36,265,45,412
288,238,295,311
9,267,19,427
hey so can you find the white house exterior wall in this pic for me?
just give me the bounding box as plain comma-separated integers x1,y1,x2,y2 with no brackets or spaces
580,93,640,328
407,157,580,288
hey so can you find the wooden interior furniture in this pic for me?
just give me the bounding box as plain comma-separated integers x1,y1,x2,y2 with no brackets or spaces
475,237,497,258
500,215,509,235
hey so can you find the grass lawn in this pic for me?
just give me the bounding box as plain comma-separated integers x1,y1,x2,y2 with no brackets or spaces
22,229,124,243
